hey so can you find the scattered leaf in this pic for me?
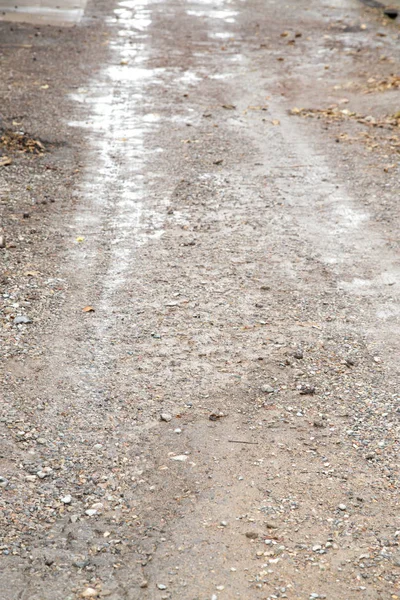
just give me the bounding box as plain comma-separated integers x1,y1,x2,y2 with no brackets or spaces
0,157,12,167
222,104,236,110
272,119,280,126
82,306,95,313
76,236,85,243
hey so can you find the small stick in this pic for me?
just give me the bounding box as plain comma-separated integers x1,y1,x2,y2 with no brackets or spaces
228,439,258,445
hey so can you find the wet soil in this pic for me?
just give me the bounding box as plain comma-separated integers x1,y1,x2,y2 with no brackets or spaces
0,1,400,599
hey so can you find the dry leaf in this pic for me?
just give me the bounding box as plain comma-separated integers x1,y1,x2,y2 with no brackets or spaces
272,119,281,126
82,306,95,313
0,157,12,167
222,104,236,110
76,236,85,243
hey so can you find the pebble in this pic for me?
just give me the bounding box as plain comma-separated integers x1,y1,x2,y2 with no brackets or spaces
170,455,188,461
160,412,172,422
216,586,225,591
36,438,46,445
0,477,8,488
61,494,72,504
14,315,32,325
93,444,103,450
338,504,347,511
294,349,304,359
312,544,322,552
299,385,315,395
73,558,90,568
26,475,37,482
85,509,97,517
261,384,274,394
140,581,148,588
245,532,258,539
174,428,182,434
81,589,98,598
0,235,5,248
220,521,228,527
157,584,167,590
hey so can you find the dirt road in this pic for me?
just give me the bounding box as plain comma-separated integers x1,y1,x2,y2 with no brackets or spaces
1,0,399,598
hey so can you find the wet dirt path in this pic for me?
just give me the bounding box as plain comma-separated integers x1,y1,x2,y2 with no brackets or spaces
1,0,400,599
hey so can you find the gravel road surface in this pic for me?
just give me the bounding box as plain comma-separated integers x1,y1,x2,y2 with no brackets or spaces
1,0,399,599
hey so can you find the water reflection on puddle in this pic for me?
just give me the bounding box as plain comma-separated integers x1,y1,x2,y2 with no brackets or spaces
0,0,87,25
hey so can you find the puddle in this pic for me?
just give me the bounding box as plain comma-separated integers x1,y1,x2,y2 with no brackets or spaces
186,9,238,21
0,0,87,25
70,0,167,302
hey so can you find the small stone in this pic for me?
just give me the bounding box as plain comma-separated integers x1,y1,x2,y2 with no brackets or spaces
93,444,103,450
245,532,258,539
61,495,72,504
312,544,322,552
0,235,5,248
261,384,274,394
300,385,315,395
85,509,97,517
81,588,98,598
70,514,79,523
26,475,37,482
91,502,104,511
157,584,167,590
0,477,9,488
160,413,172,422
14,315,32,325
216,586,225,591
73,558,90,568
140,581,148,589
220,521,228,527
36,438,46,445
338,504,347,511
293,349,303,359
37,471,47,479
174,428,182,434
170,455,188,461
